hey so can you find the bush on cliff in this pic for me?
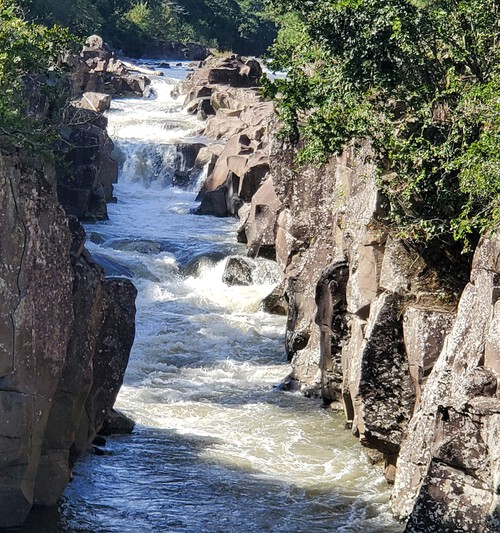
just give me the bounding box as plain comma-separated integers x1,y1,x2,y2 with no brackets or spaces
263,0,500,250
0,0,77,148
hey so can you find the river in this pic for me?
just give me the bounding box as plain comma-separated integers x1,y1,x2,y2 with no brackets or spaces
20,62,403,533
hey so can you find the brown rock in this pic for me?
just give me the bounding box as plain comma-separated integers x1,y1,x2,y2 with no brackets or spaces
81,92,112,113
240,176,281,259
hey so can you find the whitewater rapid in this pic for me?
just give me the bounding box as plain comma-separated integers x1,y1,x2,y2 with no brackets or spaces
20,63,403,532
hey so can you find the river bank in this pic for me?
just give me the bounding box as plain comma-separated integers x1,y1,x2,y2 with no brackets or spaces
6,58,402,532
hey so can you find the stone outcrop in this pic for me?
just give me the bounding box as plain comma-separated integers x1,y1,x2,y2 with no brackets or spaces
22,40,121,223
186,55,500,530
176,55,274,218
264,135,497,525
0,147,136,527
392,233,500,532
70,35,151,98
57,107,118,221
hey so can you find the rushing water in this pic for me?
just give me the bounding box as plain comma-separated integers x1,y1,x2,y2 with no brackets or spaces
20,62,403,532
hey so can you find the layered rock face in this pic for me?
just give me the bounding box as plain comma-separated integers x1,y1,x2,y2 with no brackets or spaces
189,58,499,527
176,55,275,219
392,234,500,532
57,107,118,221
0,148,136,527
72,35,151,99
263,137,498,528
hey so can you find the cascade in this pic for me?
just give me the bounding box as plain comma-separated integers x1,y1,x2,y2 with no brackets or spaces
19,62,401,533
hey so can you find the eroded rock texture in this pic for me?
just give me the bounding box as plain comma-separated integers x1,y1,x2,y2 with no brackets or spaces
0,148,136,527
177,55,274,219
71,35,151,98
392,234,500,532
267,135,498,525
57,107,118,221
190,56,499,530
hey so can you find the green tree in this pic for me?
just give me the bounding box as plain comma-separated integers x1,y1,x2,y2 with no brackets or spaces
264,0,500,248
0,0,77,148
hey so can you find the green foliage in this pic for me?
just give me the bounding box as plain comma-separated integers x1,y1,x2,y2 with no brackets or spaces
264,0,500,248
21,0,276,56
0,0,77,149
21,0,103,35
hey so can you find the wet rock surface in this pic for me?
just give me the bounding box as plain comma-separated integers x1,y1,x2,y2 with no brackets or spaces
222,256,254,286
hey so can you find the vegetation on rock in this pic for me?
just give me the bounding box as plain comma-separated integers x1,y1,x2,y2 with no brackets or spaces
263,0,500,250
0,0,77,148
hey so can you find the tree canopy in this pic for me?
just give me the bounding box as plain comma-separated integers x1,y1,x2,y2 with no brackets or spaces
20,0,276,56
263,0,500,248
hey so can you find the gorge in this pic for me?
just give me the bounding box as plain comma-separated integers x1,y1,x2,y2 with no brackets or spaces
1,2,499,529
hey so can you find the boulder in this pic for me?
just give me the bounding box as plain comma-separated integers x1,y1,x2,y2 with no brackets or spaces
260,281,288,315
99,409,135,436
81,92,112,113
222,257,254,286
81,35,112,61
239,176,280,259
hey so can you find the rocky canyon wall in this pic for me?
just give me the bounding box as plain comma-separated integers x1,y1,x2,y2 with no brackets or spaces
0,145,135,526
187,56,500,531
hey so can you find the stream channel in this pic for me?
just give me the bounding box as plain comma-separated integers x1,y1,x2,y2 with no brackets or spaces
21,62,403,533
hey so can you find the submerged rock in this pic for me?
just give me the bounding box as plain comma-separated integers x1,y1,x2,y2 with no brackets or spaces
99,409,135,436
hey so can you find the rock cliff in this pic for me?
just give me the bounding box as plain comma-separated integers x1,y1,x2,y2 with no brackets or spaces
0,145,136,527
188,57,499,531
57,107,118,221
175,55,274,220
